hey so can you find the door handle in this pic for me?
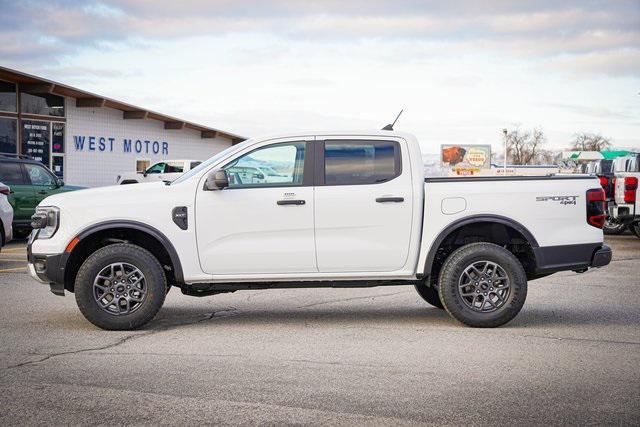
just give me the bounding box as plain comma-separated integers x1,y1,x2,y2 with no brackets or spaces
376,197,404,203
277,199,306,206
38,190,48,195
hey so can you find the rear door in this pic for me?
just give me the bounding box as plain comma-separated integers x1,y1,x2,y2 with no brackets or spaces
0,161,32,222
313,137,414,272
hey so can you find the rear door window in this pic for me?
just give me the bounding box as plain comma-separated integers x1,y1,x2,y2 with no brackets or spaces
323,140,400,185
0,162,26,185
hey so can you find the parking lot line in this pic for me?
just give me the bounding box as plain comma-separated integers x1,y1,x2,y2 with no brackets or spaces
2,247,27,253
0,266,27,272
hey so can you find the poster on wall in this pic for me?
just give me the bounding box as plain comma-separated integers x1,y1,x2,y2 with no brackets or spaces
22,120,50,166
441,144,491,176
52,122,64,153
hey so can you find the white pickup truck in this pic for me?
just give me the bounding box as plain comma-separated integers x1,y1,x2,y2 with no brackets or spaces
116,159,201,184
610,154,640,237
28,131,611,330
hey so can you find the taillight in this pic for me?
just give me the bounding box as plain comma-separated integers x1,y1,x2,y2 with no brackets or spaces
612,177,616,196
598,176,608,188
0,185,9,196
624,177,638,203
586,188,605,228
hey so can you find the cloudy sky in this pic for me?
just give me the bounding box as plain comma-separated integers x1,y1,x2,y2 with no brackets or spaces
1,0,639,154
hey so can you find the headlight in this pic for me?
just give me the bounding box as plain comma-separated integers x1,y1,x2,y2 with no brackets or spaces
31,206,60,239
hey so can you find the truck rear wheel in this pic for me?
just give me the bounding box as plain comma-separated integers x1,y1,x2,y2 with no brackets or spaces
414,278,444,309
75,243,167,330
438,242,527,328
630,222,640,239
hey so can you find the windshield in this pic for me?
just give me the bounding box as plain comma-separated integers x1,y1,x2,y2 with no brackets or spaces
171,139,254,185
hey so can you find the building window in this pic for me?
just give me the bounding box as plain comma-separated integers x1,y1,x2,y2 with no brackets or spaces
22,120,50,165
136,159,150,172
20,90,65,117
0,80,17,113
0,118,18,154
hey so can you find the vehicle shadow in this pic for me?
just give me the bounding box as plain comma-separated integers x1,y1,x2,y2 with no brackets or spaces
149,303,637,332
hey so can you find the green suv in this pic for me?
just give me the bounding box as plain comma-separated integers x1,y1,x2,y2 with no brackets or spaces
0,156,84,237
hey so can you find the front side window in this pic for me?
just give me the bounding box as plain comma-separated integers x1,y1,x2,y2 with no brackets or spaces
190,161,201,170
324,140,400,185
0,162,25,185
24,163,56,186
146,162,166,174
224,142,305,188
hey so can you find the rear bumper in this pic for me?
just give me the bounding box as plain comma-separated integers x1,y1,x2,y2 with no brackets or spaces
608,204,636,224
534,243,612,274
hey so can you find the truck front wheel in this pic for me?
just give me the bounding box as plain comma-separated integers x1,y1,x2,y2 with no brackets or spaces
75,243,167,330
438,242,527,328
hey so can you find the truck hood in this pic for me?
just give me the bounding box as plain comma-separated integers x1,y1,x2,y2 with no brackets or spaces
40,182,167,208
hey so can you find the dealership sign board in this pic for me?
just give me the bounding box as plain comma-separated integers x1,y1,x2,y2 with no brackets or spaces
441,144,492,176
73,135,170,155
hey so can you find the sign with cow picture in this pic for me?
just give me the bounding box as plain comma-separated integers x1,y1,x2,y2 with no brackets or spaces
441,144,492,176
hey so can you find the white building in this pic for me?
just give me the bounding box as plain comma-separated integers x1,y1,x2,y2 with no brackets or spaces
0,66,244,187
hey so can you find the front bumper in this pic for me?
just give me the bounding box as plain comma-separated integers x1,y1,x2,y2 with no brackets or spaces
27,233,68,296
533,243,612,274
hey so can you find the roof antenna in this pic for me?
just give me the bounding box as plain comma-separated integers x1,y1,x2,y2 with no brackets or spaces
382,109,403,131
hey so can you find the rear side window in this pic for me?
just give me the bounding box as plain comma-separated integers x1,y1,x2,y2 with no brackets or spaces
0,162,25,185
190,161,201,170
324,140,400,185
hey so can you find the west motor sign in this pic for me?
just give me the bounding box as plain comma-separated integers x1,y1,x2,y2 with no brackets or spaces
73,135,170,155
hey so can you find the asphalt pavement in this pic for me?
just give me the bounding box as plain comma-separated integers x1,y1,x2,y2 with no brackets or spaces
0,235,638,425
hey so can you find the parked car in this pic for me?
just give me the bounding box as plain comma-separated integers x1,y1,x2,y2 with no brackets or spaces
28,130,611,330
117,160,202,184
0,182,13,249
0,154,85,238
610,154,640,239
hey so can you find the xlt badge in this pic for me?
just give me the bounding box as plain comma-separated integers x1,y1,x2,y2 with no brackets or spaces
172,206,188,230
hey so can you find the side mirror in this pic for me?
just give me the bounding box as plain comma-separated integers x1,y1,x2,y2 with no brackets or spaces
204,170,229,191
142,170,148,177
56,178,64,187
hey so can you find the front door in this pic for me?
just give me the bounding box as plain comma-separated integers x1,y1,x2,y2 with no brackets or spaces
313,138,414,272
196,138,316,275
23,163,62,208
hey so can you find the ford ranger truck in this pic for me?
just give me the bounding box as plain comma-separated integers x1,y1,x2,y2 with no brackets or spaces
27,131,612,330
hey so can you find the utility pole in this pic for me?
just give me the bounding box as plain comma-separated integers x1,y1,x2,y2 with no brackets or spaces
502,128,508,173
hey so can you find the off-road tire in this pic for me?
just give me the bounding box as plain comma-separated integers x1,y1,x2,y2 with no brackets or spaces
75,243,166,330
438,242,527,328
414,278,444,309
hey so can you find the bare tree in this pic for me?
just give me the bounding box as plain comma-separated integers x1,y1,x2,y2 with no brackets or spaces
505,127,547,165
570,133,612,151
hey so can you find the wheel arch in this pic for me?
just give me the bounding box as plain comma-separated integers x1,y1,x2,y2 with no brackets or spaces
422,215,539,280
63,220,184,292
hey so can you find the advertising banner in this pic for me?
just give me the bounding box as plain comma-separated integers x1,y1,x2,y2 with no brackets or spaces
441,144,492,175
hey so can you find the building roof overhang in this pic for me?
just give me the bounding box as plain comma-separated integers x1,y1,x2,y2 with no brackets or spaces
0,66,246,144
